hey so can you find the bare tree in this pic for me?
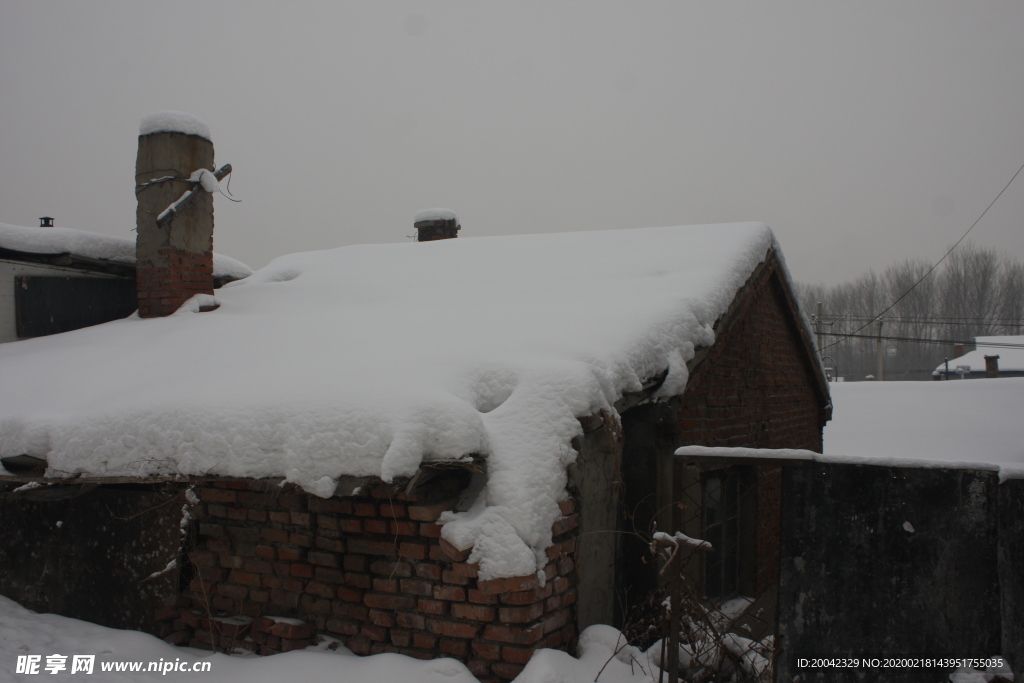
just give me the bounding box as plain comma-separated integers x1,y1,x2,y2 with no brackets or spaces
797,243,1024,381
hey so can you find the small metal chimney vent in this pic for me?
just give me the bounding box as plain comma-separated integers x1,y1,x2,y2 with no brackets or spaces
39,217,54,228
414,208,460,242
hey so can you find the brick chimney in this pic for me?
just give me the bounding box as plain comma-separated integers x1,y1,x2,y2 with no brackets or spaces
953,343,965,359
984,354,1000,378
135,112,215,317
414,208,460,242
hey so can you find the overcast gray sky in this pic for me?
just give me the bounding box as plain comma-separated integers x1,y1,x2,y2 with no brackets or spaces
2,1,1023,286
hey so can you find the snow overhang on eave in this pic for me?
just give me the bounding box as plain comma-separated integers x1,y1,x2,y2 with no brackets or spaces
0,246,136,278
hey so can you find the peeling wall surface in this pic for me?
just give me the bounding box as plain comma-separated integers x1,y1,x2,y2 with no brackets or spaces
0,485,183,634
777,464,1011,683
567,421,623,631
998,479,1023,675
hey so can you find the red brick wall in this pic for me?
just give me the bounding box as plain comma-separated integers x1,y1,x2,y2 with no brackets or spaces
137,247,213,317
164,479,579,683
672,262,827,593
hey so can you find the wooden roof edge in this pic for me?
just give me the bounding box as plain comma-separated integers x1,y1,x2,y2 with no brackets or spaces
0,456,484,493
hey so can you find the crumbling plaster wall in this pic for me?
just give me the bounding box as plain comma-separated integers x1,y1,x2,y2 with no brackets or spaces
0,484,183,634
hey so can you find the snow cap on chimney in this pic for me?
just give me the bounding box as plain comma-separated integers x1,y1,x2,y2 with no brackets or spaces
414,208,460,242
139,110,211,141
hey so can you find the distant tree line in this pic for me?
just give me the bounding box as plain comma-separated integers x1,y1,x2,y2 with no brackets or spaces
795,243,1024,381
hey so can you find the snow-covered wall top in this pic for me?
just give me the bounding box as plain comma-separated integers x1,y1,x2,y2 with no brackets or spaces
414,208,459,223
0,222,252,280
0,222,782,579
139,110,211,140
934,336,1024,374
823,378,1024,480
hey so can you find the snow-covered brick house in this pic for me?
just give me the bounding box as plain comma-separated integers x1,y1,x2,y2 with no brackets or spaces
0,218,830,682
932,335,1024,379
0,219,251,343
675,379,1024,681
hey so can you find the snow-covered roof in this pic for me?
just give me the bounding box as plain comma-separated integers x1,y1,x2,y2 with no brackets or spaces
0,221,252,280
933,336,1024,374
0,222,790,579
139,110,211,140
414,208,459,223
820,378,1024,479
679,378,1024,480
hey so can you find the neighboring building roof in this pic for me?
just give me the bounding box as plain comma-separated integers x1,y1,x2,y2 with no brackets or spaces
678,377,1024,481
0,221,252,280
823,378,1024,479
933,336,1024,375
0,222,811,578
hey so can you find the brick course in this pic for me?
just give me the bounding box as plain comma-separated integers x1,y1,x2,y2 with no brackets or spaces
167,478,578,683
137,248,214,318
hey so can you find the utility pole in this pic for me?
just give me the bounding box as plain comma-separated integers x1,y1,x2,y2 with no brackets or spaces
815,302,823,357
875,319,885,381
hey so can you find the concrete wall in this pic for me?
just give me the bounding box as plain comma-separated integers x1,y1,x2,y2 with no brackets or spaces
0,484,183,634
0,260,123,343
998,478,1024,675
777,463,1011,683
567,416,623,631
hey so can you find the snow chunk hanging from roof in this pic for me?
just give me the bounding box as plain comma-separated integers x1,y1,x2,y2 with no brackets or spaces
414,208,459,223
139,110,211,140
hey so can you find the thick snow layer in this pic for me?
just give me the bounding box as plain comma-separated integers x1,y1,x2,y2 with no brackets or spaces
414,208,459,223
139,110,211,140
826,378,1024,479
0,595,477,683
0,223,779,578
934,336,1024,374
0,221,252,280
679,378,1024,480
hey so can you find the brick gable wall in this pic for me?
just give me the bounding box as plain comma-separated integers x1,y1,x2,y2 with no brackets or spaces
671,259,827,593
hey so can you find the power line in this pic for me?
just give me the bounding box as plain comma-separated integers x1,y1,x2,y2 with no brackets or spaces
821,157,1024,351
823,315,1024,323
819,332,1024,348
